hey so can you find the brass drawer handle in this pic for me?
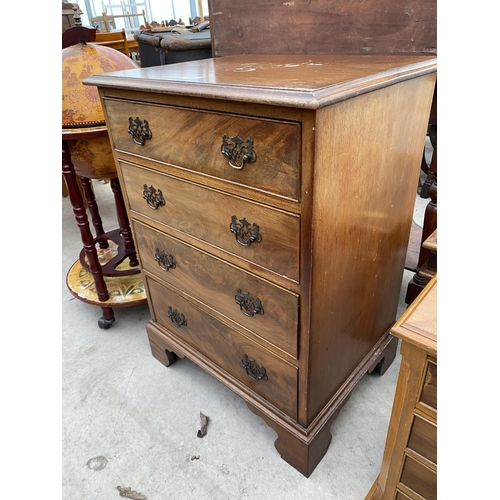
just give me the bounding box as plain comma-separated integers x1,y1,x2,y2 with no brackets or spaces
168,306,186,327
242,354,268,381
143,184,165,210
221,134,257,170
235,289,264,317
155,248,176,271
230,216,262,247
128,116,152,145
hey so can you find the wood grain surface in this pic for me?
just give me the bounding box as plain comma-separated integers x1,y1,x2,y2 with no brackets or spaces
147,276,299,419
208,0,436,57
104,98,301,200
133,220,299,358
120,161,301,281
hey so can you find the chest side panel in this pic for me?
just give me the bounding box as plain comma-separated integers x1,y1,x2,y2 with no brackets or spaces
305,74,436,421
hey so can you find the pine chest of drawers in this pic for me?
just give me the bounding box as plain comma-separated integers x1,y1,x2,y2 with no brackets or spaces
86,54,437,477
366,275,437,500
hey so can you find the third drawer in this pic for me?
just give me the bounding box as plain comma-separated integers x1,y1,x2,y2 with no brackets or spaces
134,220,299,359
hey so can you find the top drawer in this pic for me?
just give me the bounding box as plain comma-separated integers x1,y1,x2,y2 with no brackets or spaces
419,360,437,411
103,98,301,201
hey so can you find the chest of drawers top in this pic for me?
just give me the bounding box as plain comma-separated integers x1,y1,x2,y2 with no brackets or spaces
86,53,436,109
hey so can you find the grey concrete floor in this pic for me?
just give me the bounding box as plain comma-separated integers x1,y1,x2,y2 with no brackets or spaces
62,178,429,500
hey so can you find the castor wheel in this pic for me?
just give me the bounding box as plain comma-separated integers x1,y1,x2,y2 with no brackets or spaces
98,316,115,329
165,349,177,365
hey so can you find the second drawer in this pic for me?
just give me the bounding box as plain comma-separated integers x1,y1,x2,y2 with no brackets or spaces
121,161,300,282
134,220,299,358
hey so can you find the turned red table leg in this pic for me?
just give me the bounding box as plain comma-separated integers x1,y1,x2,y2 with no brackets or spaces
62,140,115,328
79,176,109,249
110,178,139,267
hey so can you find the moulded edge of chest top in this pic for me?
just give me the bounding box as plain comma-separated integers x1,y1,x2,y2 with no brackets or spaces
86,57,437,111
99,87,315,124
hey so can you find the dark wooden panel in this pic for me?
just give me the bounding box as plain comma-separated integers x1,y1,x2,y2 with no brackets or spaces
208,0,436,57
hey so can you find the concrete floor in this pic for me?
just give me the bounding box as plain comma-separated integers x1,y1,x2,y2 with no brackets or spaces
62,178,429,500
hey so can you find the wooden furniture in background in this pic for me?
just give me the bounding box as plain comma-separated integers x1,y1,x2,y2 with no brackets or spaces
208,0,436,57
420,86,437,200
405,150,437,305
90,14,115,32
134,29,212,67
63,26,146,329
92,28,139,60
93,9,147,32
62,1,83,32
87,53,436,476
406,85,437,304
366,274,437,500
422,230,437,275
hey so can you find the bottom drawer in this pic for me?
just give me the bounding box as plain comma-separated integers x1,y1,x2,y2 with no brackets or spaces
146,275,298,419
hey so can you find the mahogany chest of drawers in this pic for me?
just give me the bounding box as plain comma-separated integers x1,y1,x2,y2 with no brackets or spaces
86,54,437,477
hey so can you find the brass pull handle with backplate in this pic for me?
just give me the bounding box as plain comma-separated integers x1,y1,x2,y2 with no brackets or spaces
221,134,257,170
128,117,152,146
242,354,268,381
235,289,264,317
168,306,186,328
155,248,176,271
230,216,262,247
143,184,165,210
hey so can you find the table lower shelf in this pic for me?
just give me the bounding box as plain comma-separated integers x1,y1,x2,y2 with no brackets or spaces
66,240,147,308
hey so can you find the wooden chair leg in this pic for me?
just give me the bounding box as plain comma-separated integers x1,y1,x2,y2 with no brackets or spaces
406,148,437,305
